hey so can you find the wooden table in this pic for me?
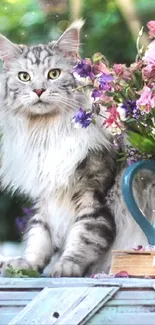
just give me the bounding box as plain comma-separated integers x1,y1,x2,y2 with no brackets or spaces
0,277,155,324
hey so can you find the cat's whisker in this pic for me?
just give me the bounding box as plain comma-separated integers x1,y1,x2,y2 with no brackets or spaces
48,97,79,111
55,97,80,108
51,95,79,106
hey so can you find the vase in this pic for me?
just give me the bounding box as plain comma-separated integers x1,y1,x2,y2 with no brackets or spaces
122,160,155,245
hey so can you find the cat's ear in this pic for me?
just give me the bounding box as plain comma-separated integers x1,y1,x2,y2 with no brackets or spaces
0,34,21,68
53,19,84,54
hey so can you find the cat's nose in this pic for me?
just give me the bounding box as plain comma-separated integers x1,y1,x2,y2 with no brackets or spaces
33,88,46,97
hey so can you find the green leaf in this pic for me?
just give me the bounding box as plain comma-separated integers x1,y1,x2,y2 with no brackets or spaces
4,266,40,278
117,156,126,162
125,118,137,124
102,102,112,107
91,119,96,125
117,152,126,156
92,52,104,63
105,91,115,96
127,131,155,154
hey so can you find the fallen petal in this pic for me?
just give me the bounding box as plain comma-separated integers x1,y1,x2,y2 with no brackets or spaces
133,245,144,251
114,271,129,278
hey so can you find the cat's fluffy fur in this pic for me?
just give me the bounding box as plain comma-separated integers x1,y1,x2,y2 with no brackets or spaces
0,20,154,277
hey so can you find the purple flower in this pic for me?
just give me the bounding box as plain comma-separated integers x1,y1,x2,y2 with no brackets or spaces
16,207,35,234
15,217,27,233
99,73,113,90
91,88,102,99
121,100,140,119
23,207,34,217
122,100,137,111
72,108,93,128
73,60,94,79
113,134,123,148
126,146,152,165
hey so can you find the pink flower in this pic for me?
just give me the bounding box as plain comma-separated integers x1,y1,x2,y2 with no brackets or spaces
136,86,155,112
147,21,155,39
115,84,124,92
130,60,143,72
142,63,155,80
92,61,110,75
99,94,114,104
143,40,155,64
113,63,131,80
103,105,121,128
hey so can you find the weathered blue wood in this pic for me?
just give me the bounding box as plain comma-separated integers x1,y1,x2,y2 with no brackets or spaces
56,287,118,325
8,287,119,325
87,312,155,325
114,289,155,300
0,307,23,325
107,299,155,306
0,289,39,325
0,277,120,288
106,305,155,313
0,300,32,306
0,278,154,325
0,291,38,300
103,305,155,312
0,277,154,288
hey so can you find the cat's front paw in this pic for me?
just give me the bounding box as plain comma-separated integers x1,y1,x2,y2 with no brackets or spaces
51,260,83,277
1,257,35,276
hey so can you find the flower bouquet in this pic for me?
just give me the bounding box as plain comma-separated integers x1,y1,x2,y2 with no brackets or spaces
73,21,155,166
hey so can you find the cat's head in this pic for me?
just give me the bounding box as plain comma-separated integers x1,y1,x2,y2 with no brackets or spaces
0,20,84,118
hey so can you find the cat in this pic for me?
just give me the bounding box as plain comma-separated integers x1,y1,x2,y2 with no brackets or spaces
0,20,154,277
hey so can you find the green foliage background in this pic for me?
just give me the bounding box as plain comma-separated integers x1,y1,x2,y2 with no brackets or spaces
0,0,155,242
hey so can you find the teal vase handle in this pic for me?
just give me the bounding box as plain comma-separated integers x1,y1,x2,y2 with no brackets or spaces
122,160,155,245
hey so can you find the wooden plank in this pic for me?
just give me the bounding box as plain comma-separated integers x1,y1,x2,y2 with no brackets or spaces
0,291,38,300
0,277,120,289
9,287,91,325
102,305,155,313
0,300,29,306
55,287,118,325
0,307,23,313
114,289,155,300
107,299,155,306
87,312,155,325
0,314,17,325
8,287,118,325
0,277,155,289
0,308,23,325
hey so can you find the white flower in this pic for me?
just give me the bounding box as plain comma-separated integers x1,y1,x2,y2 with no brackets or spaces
108,123,122,135
117,103,128,121
73,72,91,86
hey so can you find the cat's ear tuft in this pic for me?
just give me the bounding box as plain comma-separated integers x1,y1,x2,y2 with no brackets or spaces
0,34,21,68
53,19,84,54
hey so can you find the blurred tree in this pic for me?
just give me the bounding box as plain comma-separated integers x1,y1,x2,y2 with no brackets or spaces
40,0,68,13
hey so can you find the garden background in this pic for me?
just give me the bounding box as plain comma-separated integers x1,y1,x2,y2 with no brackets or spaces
0,0,155,249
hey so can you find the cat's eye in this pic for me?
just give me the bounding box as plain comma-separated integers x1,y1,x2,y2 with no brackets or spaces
18,71,31,82
48,69,61,80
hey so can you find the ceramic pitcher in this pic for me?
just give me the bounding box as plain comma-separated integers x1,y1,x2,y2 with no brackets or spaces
122,160,155,245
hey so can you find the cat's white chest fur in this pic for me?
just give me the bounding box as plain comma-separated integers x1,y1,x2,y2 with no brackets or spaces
0,114,110,248
0,115,109,200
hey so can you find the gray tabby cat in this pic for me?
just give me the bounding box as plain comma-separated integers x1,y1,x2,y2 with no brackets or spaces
0,20,154,277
